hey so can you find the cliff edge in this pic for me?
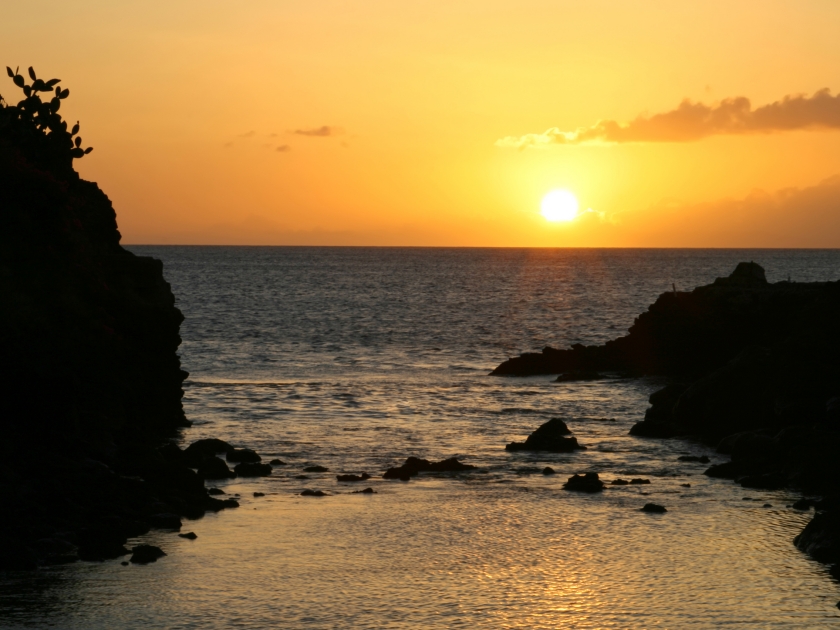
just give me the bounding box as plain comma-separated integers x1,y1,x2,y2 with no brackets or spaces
0,68,237,569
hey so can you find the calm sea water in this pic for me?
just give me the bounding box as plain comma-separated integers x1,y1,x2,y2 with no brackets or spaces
4,248,840,629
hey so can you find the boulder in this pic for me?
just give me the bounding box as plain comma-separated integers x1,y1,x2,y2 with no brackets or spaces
505,418,584,453
563,472,604,493
233,462,273,477
300,489,327,497
178,532,198,539
130,544,166,564
641,503,667,513
542,467,556,475
303,465,329,473
269,459,286,466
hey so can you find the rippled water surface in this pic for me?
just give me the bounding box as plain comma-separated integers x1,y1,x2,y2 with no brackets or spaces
4,248,840,628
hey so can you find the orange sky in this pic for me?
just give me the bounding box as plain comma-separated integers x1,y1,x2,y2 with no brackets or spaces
5,1,840,246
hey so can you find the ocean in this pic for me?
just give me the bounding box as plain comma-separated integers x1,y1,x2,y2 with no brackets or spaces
3,247,840,628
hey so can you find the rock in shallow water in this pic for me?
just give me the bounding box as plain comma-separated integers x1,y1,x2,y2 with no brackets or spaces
383,457,476,479
178,532,198,540
505,418,585,453
641,503,667,513
300,489,327,497
130,544,166,564
563,472,604,493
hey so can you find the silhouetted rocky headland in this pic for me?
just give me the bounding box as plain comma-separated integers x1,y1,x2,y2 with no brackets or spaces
0,68,250,569
493,261,840,573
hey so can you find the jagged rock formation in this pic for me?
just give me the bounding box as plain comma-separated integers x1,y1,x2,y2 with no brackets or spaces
492,262,840,381
493,262,840,571
0,79,241,569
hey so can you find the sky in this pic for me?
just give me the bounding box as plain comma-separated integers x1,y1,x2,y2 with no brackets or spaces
5,0,840,246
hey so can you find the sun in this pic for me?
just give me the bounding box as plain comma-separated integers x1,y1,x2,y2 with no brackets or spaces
540,190,579,222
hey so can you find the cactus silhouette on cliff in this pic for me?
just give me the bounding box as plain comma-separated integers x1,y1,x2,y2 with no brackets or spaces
2,65,93,161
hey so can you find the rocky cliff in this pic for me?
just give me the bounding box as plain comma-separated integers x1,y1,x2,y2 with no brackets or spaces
493,261,840,572
0,69,238,569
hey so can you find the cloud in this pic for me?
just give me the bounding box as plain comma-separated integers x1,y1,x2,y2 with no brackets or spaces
497,88,840,148
276,145,291,152
239,130,256,138
292,125,342,137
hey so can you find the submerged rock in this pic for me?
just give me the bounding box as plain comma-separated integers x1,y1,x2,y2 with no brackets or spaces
563,472,604,493
178,532,198,540
641,503,667,513
300,489,327,497
304,465,329,473
269,459,286,466
505,418,585,453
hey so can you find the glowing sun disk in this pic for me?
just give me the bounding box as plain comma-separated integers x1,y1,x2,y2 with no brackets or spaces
541,190,579,222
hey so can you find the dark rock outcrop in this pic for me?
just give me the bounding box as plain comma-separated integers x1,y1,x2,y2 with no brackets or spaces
505,418,585,453
383,457,477,479
563,472,604,493
641,503,667,513
0,79,241,569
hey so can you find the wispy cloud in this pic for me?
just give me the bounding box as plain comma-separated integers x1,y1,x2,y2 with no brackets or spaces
276,145,291,152
497,88,840,149
292,125,342,137
239,130,256,138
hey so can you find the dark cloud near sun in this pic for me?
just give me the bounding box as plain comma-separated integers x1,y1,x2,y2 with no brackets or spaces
292,125,342,137
497,88,840,148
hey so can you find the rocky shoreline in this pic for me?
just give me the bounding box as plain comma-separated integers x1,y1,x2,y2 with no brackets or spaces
493,262,840,577
0,71,247,569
